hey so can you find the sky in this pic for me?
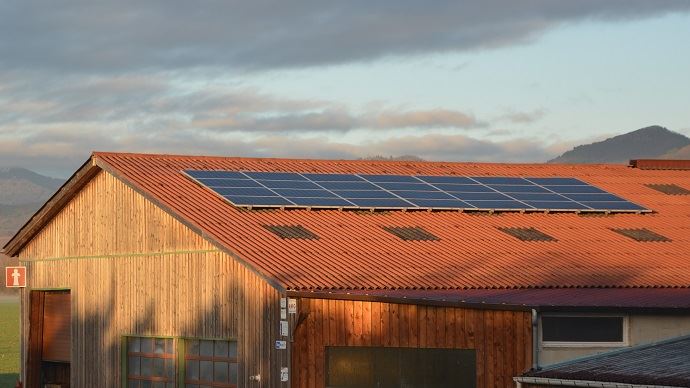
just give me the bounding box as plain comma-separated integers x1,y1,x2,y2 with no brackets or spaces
1,1,689,177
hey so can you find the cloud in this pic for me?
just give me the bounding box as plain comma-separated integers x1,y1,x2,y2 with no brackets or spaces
1,1,688,73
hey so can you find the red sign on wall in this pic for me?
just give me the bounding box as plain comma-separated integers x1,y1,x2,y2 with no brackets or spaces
5,266,26,288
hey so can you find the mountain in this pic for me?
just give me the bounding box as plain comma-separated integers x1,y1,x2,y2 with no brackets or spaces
0,167,63,205
662,144,690,159
549,126,690,164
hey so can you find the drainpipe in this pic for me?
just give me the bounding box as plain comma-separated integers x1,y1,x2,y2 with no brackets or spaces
532,309,540,370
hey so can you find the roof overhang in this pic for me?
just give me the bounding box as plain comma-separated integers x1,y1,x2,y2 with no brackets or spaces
2,156,101,257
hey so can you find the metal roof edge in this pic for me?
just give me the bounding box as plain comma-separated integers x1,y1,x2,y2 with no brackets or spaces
513,376,684,388
285,289,533,311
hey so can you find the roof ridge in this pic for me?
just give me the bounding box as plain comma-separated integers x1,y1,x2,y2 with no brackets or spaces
92,151,635,168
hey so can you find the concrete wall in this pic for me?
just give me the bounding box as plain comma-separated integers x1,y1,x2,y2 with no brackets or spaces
539,314,690,366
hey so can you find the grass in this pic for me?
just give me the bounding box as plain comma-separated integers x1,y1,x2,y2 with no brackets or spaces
0,298,19,387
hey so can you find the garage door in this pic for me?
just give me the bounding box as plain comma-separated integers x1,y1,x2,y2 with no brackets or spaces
326,346,476,388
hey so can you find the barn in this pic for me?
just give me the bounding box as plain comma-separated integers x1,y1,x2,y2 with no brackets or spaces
3,153,690,388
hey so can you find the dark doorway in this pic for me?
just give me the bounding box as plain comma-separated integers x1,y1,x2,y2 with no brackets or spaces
27,290,71,388
326,346,476,388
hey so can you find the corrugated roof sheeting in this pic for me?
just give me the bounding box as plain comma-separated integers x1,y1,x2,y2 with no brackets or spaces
94,153,690,291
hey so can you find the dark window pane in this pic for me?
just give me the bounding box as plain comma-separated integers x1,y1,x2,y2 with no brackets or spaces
141,381,152,388
153,358,165,376
141,338,153,353
214,341,229,357
141,357,152,376
228,342,238,357
153,382,165,388
327,346,476,388
128,380,139,388
200,360,213,381
214,361,229,382
155,338,166,354
166,359,174,379
200,340,214,357
186,340,200,355
542,316,624,342
185,385,199,388
229,363,238,384
129,337,141,353
186,360,199,380
128,356,140,376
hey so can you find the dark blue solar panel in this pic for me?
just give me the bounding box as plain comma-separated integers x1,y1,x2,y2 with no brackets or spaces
489,185,550,193
472,177,529,185
579,201,646,211
527,177,588,186
376,182,436,191
214,187,276,197
561,193,626,202
347,198,413,208
465,200,532,209
407,199,474,208
449,192,512,201
244,172,307,181
271,189,338,198
524,201,590,210
393,191,455,200
509,193,567,201
317,181,380,191
360,174,421,183
187,170,248,179
302,173,363,182
223,195,293,206
333,190,397,199
258,180,321,190
545,185,606,194
187,170,648,212
434,184,495,193
286,197,353,207
416,176,476,185
198,178,262,188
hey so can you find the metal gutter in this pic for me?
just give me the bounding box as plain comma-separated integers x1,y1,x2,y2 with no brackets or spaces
514,376,683,388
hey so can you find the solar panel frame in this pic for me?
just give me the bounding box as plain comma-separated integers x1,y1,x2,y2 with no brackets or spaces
184,170,649,213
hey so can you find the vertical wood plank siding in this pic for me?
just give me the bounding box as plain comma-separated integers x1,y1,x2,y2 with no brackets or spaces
18,171,283,387
292,298,532,388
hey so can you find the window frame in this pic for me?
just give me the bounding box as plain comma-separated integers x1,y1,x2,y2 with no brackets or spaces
180,337,239,388
539,313,629,348
122,335,178,388
121,335,239,388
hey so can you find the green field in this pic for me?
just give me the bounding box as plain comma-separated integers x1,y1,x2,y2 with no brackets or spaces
0,299,19,386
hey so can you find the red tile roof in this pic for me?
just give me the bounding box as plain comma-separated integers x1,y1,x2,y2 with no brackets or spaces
15,152,690,293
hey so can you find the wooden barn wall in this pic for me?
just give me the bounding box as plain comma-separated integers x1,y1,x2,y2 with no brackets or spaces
18,171,284,387
292,297,532,388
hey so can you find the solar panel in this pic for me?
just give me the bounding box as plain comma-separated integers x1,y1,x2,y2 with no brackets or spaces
185,170,649,213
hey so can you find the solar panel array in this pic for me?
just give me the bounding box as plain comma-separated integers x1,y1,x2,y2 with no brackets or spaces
185,170,649,213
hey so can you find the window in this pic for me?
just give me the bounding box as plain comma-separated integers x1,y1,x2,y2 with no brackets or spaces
126,337,176,388
541,315,627,347
326,347,475,387
123,337,238,388
184,339,238,388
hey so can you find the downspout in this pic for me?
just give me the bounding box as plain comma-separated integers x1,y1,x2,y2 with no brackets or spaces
532,309,540,370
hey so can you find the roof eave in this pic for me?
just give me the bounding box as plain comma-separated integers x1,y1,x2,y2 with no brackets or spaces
2,155,101,257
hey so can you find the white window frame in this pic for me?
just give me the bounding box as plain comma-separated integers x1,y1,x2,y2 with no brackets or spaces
540,313,629,348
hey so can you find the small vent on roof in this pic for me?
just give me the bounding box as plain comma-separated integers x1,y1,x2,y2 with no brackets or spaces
498,227,557,242
382,226,439,241
611,228,671,242
263,225,319,240
645,184,690,195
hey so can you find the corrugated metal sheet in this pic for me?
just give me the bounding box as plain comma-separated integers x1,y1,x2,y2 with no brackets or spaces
94,152,690,292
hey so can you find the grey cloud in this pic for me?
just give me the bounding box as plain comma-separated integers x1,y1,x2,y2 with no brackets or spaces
1,1,688,73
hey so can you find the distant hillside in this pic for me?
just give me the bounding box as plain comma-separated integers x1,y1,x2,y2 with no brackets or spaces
662,144,690,159
0,202,42,238
549,126,690,164
0,167,63,205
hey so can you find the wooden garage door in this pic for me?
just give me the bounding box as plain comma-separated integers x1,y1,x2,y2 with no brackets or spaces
326,346,476,388
42,292,71,362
